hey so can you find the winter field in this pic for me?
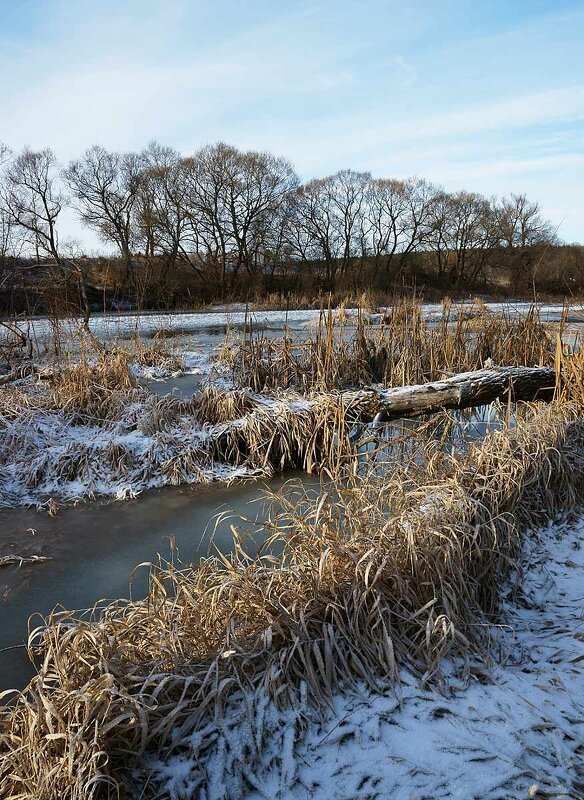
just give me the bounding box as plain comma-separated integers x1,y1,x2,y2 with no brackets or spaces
0,299,583,799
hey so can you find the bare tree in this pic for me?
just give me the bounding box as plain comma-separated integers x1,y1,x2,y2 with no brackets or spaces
493,193,558,293
290,171,370,289
236,151,298,284
427,191,496,286
184,143,298,293
0,144,11,169
0,146,20,293
64,145,142,283
2,147,94,328
494,193,556,249
325,170,370,278
3,148,64,265
364,178,407,278
0,200,23,293
291,178,343,289
256,192,297,288
137,142,205,285
426,190,451,281
363,177,437,280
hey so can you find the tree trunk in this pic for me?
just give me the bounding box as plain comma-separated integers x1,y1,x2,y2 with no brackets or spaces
342,366,556,422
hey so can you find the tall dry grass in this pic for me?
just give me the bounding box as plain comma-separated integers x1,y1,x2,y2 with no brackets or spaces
0,355,369,507
220,300,558,392
122,336,184,374
1,342,176,426
50,351,145,422
556,335,584,409
1,400,583,798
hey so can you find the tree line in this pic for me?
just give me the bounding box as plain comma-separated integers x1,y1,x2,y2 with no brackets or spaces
0,140,577,312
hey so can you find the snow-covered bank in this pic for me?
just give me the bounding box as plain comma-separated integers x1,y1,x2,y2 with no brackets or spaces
0,369,316,507
0,398,260,507
0,410,261,507
146,516,584,800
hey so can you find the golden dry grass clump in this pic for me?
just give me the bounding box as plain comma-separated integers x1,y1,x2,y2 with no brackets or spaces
30,336,184,424
49,351,147,422
557,337,584,408
220,300,556,393
123,336,184,374
53,350,134,393
1,402,583,798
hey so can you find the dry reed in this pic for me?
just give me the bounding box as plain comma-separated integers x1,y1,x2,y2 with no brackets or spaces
50,351,145,422
1,401,583,798
220,299,558,392
121,337,184,375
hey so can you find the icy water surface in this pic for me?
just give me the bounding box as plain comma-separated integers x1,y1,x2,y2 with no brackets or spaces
0,473,318,690
3,300,583,350
140,370,206,398
0,300,578,690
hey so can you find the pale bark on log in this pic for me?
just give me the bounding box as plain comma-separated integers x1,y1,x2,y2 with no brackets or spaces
342,366,556,422
210,367,557,471
0,365,52,385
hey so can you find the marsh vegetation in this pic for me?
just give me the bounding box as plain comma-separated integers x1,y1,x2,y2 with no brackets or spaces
0,297,583,798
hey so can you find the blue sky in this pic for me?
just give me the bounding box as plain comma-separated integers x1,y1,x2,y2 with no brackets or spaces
1,0,583,245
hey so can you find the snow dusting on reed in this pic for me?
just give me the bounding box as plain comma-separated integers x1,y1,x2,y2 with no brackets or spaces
1,403,583,798
150,514,584,800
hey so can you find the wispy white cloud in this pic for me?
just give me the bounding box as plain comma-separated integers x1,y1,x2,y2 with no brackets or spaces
394,55,417,88
249,85,584,168
429,153,584,182
0,6,359,155
0,0,583,241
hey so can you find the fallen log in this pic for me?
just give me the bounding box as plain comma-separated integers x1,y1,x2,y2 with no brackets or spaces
0,364,52,385
209,366,557,470
344,366,557,422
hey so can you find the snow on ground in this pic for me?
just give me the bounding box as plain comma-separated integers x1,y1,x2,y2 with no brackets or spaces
129,350,210,381
130,363,184,381
147,516,584,800
2,302,582,348
183,350,211,374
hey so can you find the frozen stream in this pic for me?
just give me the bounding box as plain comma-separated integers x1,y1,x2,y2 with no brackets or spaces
0,473,319,691
1,300,582,691
2,300,583,350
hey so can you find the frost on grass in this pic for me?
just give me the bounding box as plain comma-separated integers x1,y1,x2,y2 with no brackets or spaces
0,362,261,507
1,401,581,798
0,407,261,506
145,517,584,800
